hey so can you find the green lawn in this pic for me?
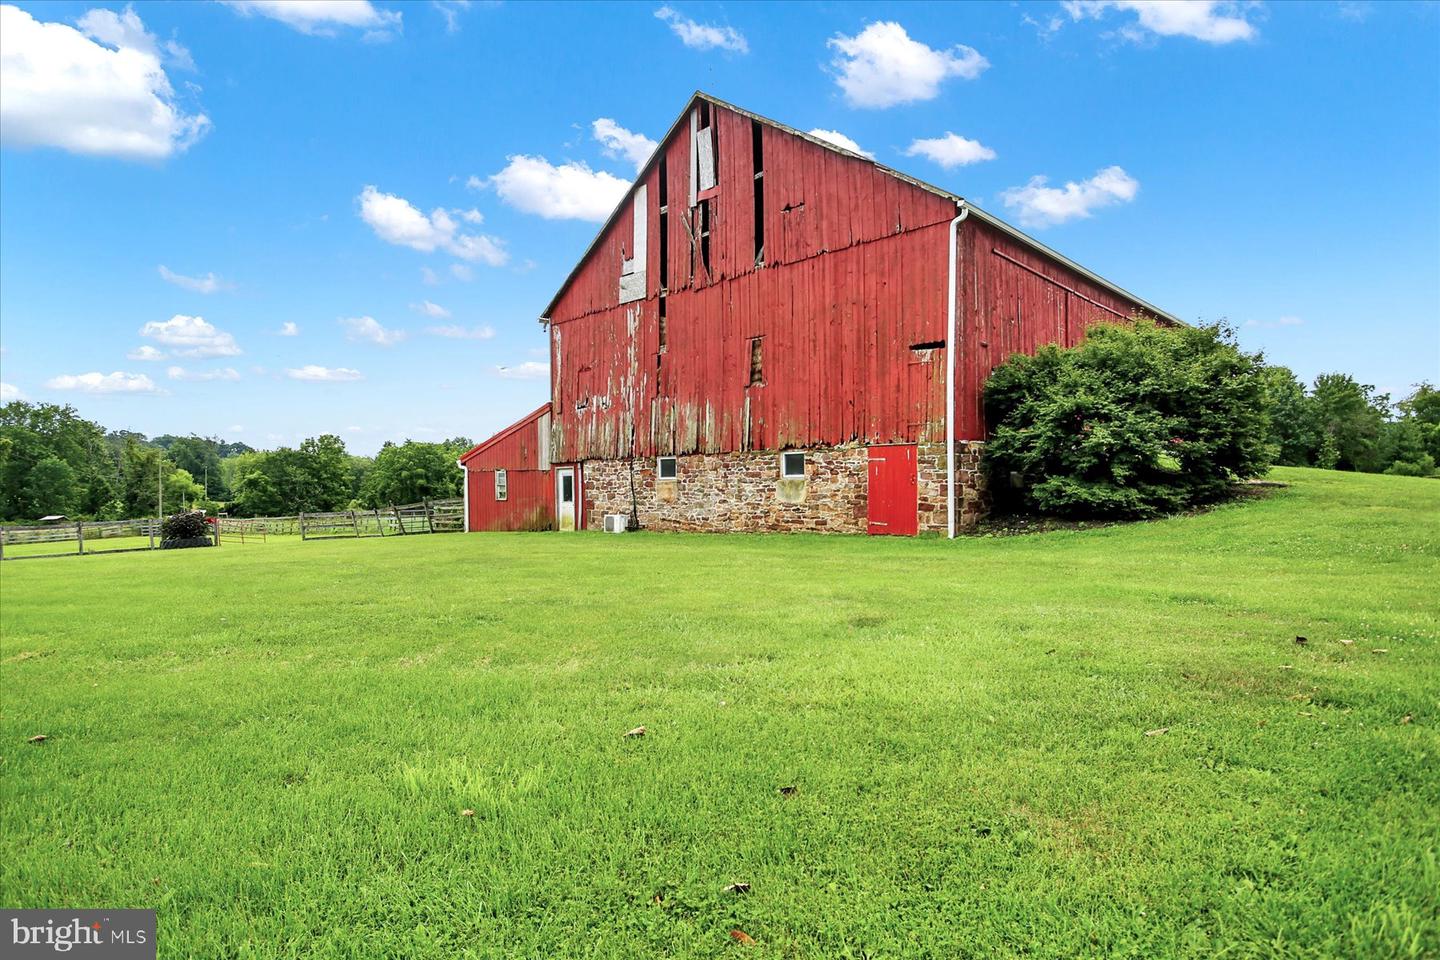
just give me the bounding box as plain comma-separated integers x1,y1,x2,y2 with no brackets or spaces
2,467,1436,959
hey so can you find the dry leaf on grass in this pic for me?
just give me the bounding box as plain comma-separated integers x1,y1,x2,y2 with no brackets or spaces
27,734,47,744
724,882,751,894
778,785,797,796
1372,649,1389,655
1401,714,1413,725
460,809,475,817
624,726,646,738
729,929,755,945
1144,727,1169,737
1339,639,1355,646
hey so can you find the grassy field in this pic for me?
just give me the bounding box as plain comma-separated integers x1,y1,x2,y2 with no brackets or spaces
2,467,1436,959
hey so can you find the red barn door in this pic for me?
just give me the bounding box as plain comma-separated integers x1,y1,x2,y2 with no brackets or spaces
867,445,918,536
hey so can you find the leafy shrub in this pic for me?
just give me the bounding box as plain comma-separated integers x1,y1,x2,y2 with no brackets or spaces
1383,455,1437,478
983,320,1272,519
161,511,210,542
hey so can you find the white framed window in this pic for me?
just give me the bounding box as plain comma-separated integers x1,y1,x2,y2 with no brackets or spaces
657,456,678,480
780,451,805,478
494,469,508,501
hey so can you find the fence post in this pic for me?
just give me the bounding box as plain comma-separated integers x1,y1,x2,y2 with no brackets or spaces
213,518,221,548
300,512,308,541
424,498,436,533
149,518,156,550
392,504,405,534
76,521,85,556
350,510,360,538
1,526,6,561
374,508,385,536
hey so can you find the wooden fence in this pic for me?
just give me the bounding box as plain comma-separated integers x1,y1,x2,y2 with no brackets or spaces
299,498,464,540
0,518,200,561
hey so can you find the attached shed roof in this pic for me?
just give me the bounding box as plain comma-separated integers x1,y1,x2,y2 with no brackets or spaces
457,403,551,467
541,90,1182,326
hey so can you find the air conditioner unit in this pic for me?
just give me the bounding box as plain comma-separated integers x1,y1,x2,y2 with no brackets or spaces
603,513,629,534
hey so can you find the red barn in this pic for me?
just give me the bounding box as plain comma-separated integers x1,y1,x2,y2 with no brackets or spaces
457,404,554,531
463,91,1179,536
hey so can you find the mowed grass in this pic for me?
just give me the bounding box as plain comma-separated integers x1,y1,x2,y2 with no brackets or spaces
1,467,1436,959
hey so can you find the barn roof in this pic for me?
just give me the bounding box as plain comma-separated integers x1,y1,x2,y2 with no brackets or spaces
541,91,1181,326
457,403,550,466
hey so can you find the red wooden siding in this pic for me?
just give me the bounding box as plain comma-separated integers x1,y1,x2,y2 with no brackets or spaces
466,468,552,532
954,215,1167,439
459,404,551,470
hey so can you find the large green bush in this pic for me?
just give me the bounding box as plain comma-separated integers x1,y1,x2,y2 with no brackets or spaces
983,320,1273,519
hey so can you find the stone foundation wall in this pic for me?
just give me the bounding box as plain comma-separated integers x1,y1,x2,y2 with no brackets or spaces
582,441,988,535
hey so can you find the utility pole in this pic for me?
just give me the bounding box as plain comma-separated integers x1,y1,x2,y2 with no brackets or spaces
158,455,164,519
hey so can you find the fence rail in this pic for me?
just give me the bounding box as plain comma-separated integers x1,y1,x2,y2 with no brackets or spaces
299,499,463,540
1,518,183,560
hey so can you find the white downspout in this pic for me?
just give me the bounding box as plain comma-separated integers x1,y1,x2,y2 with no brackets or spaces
946,202,969,540
457,459,469,533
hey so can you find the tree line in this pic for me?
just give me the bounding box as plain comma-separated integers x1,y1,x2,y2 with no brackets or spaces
0,400,472,522
1261,371,1438,476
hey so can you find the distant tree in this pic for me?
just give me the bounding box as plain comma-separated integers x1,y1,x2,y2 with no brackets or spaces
298,435,351,511
119,439,165,517
166,436,225,499
21,456,80,518
1258,365,1318,466
1309,374,1388,472
360,441,463,506
1397,383,1440,463
0,401,117,520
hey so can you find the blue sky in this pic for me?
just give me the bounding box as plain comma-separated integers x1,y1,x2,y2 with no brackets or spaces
1,0,1436,454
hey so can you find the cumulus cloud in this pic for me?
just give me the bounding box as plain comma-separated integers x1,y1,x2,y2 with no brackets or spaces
286,365,363,382
140,314,241,357
340,315,406,346
593,118,658,171
358,185,508,265
828,22,988,109
0,3,210,160
1061,1,1258,44
167,365,240,381
433,0,471,33
158,264,231,294
807,128,874,159
220,0,401,39
999,165,1139,228
46,371,161,394
654,6,748,53
428,324,496,340
126,345,167,361
0,382,23,402
904,132,997,168
486,156,630,222
1244,315,1304,330
412,300,451,319
278,321,300,336
495,361,549,380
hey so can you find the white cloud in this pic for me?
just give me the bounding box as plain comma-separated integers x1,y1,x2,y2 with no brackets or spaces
140,314,241,357
487,156,630,222
0,382,23,402
358,185,508,265
433,0,471,33
1244,315,1304,330
654,6,748,53
0,3,210,160
167,365,240,381
428,324,496,340
458,208,483,224
412,300,451,319
999,165,1139,228
158,264,230,294
807,128,874,159
286,365,363,382
278,321,300,336
46,371,161,394
126,345,167,361
1062,1,1258,44
450,263,474,282
593,118,658,171
76,6,194,70
827,22,988,109
495,361,549,380
905,132,997,168
220,1,401,39
340,315,406,346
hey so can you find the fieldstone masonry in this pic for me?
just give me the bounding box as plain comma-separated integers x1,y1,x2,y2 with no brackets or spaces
582,441,988,535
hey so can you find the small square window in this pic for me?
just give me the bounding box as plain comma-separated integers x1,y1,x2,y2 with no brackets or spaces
780,451,805,478
657,456,678,480
494,469,508,501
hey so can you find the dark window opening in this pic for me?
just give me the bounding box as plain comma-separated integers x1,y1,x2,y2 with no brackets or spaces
748,337,764,386
699,200,711,276
659,157,669,289
658,294,668,351
752,120,765,266
657,456,678,480
658,156,668,207
910,339,946,351
781,451,805,479
698,101,711,128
